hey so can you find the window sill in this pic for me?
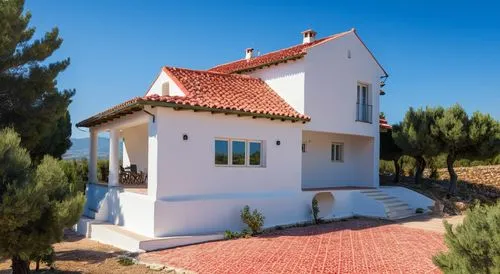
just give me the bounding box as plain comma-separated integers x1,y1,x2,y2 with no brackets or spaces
355,119,373,124
215,164,266,168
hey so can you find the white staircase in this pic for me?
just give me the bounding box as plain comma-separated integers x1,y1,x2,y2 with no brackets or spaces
359,189,416,220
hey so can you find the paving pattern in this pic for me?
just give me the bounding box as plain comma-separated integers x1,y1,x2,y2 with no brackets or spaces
139,219,446,274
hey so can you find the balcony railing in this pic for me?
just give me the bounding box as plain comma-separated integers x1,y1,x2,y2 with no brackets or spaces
356,103,373,123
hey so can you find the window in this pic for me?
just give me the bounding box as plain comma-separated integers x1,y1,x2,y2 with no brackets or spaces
215,139,264,167
249,142,262,166
302,143,307,153
356,83,372,123
331,143,344,162
215,140,229,165
232,140,246,165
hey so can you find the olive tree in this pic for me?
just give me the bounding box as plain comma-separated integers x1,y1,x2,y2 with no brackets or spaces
431,104,500,195
392,107,441,184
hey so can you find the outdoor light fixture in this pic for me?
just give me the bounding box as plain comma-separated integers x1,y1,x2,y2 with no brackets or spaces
183,134,188,141
276,140,281,146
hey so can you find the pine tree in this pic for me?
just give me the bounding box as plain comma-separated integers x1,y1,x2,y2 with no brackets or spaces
433,202,500,273
392,107,441,184
431,104,500,195
380,124,403,182
0,0,74,162
0,128,85,274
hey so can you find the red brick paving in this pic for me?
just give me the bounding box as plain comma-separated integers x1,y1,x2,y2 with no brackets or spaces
139,219,445,274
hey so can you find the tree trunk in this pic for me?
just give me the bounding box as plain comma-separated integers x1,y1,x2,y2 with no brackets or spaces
393,158,401,183
415,156,426,185
447,153,458,196
35,260,40,271
11,256,30,274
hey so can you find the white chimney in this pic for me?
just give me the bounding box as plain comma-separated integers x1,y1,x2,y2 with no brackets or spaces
245,48,254,60
302,29,317,44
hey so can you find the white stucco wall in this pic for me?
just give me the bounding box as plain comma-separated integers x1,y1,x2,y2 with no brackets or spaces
145,70,185,97
301,131,375,189
148,108,309,236
122,123,148,172
303,32,384,137
248,59,306,114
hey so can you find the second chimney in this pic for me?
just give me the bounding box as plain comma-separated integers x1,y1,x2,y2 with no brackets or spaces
302,29,317,44
245,48,254,60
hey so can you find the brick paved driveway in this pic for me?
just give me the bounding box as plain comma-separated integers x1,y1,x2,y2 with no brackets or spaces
139,219,446,273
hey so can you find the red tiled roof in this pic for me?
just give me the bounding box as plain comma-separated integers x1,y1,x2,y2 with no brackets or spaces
379,118,392,130
76,67,309,127
209,30,354,74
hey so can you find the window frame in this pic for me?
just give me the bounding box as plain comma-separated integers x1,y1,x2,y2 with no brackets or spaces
214,139,229,166
214,138,264,168
331,142,344,163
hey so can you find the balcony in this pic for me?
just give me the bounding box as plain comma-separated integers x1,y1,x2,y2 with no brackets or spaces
356,103,372,123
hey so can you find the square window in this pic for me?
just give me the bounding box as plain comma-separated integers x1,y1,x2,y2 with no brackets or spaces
331,143,344,162
249,142,262,166
232,140,246,165
214,140,229,165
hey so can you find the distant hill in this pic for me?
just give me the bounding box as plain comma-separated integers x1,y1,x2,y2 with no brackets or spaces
63,137,117,159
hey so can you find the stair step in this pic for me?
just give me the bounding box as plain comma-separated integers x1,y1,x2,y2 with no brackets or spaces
387,209,415,218
364,193,389,197
373,196,399,201
386,204,410,212
360,190,383,194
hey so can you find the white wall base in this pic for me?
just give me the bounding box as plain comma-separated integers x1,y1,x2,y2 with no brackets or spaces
73,217,224,252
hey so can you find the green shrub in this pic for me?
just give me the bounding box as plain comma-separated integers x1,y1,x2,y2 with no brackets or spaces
433,202,500,273
117,256,135,266
97,159,109,182
311,198,320,224
240,205,265,234
379,160,395,174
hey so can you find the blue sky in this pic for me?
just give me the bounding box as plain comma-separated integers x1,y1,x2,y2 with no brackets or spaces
25,0,500,138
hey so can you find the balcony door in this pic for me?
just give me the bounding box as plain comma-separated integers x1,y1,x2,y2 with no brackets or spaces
357,83,371,123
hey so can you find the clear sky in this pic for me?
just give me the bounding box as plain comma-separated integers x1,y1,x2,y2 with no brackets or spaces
25,0,500,138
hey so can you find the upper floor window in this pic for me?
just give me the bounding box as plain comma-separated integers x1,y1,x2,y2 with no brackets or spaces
215,138,264,167
356,83,372,123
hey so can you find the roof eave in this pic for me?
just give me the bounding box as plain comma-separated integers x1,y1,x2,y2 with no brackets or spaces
76,100,310,128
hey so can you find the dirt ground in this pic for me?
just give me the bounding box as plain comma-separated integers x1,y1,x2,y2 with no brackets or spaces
0,230,156,274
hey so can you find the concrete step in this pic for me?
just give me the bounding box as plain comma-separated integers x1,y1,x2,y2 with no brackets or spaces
385,204,411,212
74,218,224,252
359,189,383,194
373,196,399,201
382,200,409,207
387,208,415,220
364,193,390,198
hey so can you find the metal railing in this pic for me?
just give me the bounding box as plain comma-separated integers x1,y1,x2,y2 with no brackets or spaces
356,103,373,123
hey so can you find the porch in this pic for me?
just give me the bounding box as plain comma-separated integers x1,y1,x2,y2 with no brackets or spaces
301,130,378,190
88,112,150,195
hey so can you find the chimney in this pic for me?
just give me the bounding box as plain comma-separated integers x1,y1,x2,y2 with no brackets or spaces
302,29,317,44
245,48,254,60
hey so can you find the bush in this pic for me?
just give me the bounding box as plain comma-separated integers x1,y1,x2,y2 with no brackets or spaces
240,205,265,234
97,159,109,182
379,160,395,174
60,159,88,192
311,198,320,224
433,202,500,273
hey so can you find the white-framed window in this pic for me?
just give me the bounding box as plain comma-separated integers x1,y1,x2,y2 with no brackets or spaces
331,143,344,162
215,138,264,167
356,83,372,123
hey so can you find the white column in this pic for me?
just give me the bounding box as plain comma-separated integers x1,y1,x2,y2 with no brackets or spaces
147,116,159,198
108,128,120,187
89,128,98,183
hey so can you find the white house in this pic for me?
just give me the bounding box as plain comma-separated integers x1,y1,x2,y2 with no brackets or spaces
75,28,433,252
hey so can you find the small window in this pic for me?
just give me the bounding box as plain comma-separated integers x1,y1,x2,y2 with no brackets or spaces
232,140,246,165
249,142,262,166
331,143,344,162
162,82,170,96
215,140,229,165
302,143,307,153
